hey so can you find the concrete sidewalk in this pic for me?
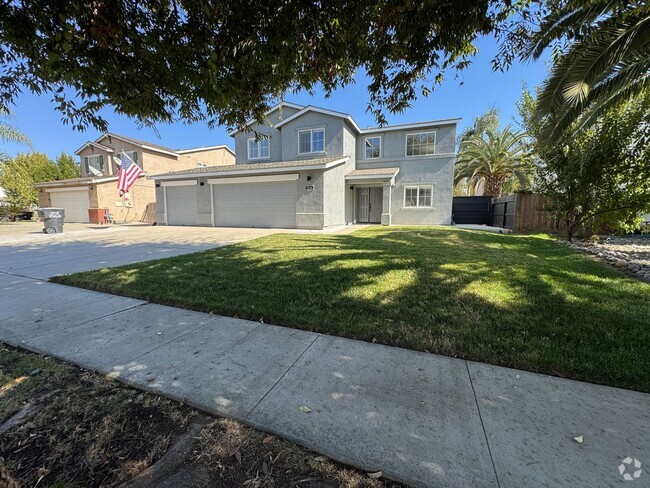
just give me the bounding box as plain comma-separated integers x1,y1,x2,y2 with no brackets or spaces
1,272,648,487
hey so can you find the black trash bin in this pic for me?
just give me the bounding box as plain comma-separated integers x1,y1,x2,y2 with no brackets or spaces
37,208,65,234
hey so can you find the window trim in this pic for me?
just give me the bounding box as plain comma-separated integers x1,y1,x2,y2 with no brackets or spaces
364,135,382,159
123,150,139,164
247,136,271,160
403,185,434,208
405,131,436,157
298,127,326,154
84,154,104,174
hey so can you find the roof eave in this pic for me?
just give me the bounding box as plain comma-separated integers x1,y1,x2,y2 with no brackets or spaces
150,156,349,181
74,141,115,155
359,118,462,134
99,133,179,157
34,175,120,188
227,102,305,136
176,145,235,156
345,169,400,180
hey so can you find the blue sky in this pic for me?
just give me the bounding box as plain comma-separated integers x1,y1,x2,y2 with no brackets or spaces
2,35,549,160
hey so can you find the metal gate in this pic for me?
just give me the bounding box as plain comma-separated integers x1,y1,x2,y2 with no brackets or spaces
452,196,492,224
491,196,516,229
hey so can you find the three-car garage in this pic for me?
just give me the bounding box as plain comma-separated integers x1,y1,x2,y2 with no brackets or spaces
155,157,349,230
160,174,299,228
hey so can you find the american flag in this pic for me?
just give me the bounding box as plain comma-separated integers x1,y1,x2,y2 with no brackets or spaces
117,152,143,196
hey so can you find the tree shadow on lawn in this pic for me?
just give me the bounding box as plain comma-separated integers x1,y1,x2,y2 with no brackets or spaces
55,227,650,392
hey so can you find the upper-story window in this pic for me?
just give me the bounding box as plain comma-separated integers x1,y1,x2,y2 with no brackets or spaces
123,150,139,164
364,136,382,159
84,154,104,174
405,131,436,156
248,136,270,160
298,128,325,154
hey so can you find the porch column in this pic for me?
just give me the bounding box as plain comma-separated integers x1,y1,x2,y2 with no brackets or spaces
381,182,392,226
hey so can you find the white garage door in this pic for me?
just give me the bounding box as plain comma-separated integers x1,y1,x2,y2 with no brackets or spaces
166,185,198,226
213,181,296,228
49,190,90,223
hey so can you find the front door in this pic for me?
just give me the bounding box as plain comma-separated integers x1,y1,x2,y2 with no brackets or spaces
369,187,383,223
357,187,383,223
357,188,370,222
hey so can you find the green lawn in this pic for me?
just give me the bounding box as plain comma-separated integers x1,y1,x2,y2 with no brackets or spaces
53,227,650,392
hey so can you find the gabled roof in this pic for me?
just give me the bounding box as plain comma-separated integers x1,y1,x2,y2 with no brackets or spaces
151,156,349,180
176,145,235,156
265,104,460,135
99,133,179,157
227,101,305,136
74,141,115,155
273,105,362,133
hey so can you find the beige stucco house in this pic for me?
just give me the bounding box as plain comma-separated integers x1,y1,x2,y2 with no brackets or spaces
35,133,234,223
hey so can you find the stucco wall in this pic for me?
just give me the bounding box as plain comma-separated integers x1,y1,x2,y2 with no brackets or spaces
37,188,52,207
196,178,213,226
360,156,453,225
94,177,156,223
296,170,325,229
322,123,356,226
78,147,115,177
355,123,456,161
178,148,235,168
155,184,165,224
280,112,346,161
234,106,301,164
354,123,456,225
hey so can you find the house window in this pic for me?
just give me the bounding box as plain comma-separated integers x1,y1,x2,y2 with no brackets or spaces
365,136,381,159
404,186,433,208
84,154,104,174
298,128,325,154
405,131,436,156
247,136,270,160
123,150,139,164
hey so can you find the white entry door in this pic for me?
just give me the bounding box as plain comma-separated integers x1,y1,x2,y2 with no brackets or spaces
357,188,369,222
49,190,90,223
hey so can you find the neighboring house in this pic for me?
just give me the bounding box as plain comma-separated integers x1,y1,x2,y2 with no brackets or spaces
34,133,235,223
152,102,458,228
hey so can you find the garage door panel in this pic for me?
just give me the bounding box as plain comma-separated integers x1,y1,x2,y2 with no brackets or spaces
166,186,197,226
49,190,90,223
213,181,296,228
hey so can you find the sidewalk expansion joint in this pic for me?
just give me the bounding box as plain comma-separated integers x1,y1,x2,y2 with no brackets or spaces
245,333,320,418
465,361,501,488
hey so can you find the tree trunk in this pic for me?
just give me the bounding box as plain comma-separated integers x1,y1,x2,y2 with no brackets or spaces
483,175,508,197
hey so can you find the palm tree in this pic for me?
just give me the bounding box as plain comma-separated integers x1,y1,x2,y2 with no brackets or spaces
0,108,30,145
454,126,532,198
523,0,650,140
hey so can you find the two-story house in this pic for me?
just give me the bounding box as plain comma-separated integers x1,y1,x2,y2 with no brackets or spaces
35,133,235,223
151,102,458,228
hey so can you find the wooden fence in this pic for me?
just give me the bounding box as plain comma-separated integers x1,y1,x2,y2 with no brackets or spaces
492,193,561,233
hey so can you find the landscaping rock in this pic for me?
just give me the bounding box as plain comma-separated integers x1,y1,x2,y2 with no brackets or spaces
558,235,650,283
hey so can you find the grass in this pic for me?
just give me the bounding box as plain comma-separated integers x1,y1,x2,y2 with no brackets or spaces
53,226,650,392
0,344,399,487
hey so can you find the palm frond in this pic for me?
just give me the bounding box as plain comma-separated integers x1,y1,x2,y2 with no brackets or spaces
0,121,30,145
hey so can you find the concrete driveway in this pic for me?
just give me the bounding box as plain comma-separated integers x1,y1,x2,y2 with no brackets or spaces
0,222,283,280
